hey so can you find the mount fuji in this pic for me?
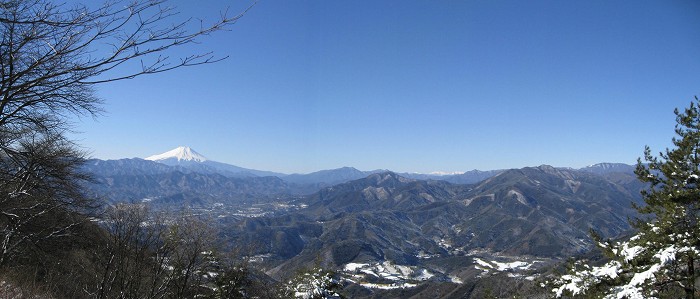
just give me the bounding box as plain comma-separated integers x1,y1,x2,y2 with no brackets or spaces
144,146,284,178
145,146,208,164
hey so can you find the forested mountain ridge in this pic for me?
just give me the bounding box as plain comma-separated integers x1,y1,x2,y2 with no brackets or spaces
4,154,644,298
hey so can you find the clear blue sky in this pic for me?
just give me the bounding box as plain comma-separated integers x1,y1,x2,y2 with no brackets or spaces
72,0,700,174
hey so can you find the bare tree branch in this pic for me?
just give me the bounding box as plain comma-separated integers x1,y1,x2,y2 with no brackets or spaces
0,0,252,274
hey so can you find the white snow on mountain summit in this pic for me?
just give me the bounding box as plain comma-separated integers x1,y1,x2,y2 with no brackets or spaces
142,146,285,177
145,146,208,162
428,171,466,176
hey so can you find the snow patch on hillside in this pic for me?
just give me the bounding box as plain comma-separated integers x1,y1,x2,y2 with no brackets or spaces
342,260,461,290
474,257,539,280
507,189,528,205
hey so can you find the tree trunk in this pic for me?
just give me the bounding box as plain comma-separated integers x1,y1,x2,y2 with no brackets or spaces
687,255,695,299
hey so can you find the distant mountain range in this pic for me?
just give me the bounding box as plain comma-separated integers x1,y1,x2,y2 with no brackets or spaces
139,146,511,184
80,146,646,297
85,146,636,201
578,162,638,175
81,158,292,205
82,146,641,207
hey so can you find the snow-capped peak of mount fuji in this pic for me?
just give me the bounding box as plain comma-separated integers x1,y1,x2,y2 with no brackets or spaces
145,146,208,162
142,146,285,177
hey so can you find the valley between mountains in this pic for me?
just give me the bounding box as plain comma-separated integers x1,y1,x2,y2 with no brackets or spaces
84,146,644,297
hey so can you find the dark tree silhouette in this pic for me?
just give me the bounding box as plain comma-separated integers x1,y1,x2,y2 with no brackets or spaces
0,0,247,267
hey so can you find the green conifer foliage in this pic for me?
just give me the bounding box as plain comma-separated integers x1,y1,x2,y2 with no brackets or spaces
552,97,700,298
632,97,700,298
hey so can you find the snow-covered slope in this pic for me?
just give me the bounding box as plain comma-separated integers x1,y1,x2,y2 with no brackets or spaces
143,146,284,178
145,146,208,163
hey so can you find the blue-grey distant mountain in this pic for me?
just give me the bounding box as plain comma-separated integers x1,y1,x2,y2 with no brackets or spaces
82,158,295,205
281,167,505,186
578,162,636,175
411,169,505,184
145,146,284,177
283,167,388,186
83,158,178,176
